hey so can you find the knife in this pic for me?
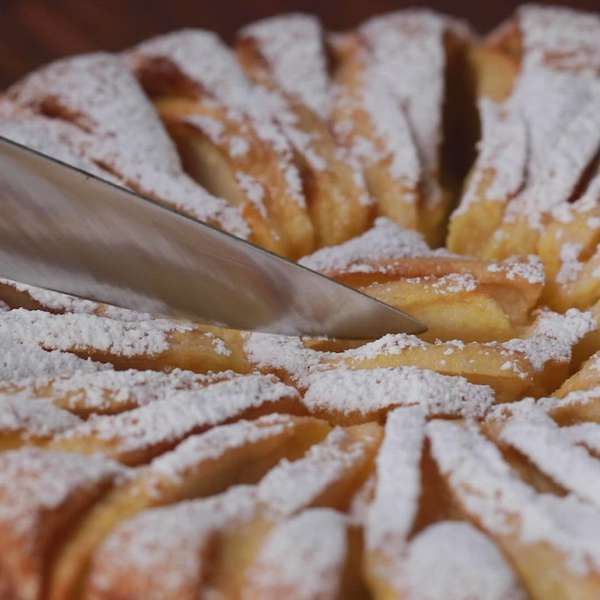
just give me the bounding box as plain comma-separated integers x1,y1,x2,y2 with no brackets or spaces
0,135,426,339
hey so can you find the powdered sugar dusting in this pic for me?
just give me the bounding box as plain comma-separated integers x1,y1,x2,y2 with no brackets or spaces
58,375,298,459
0,395,81,437
0,448,126,535
486,255,546,285
457,99,528,215
257,426,372,516
0,334,106,382
0,277,155,322
244,332,327,384
299,217,437,274
148,413,298,484
248,509,347,599
9,53,249,237
0,277,108,315
537,386,600,418
24,368,239,412
240,14,331,118
429,272,478,294
367,407,425,551
0,108,123,184
429,419,600,575
485,396,548,422
0,309,193,358
502,308,596,371
303,367,494,419
3,10,600,595
183,113,224,144
519,5,600,73
129,30,306,207
556,243,585,284
564,423,600,455
360,11,467,203
404,521,526,600
89,485,257,598
460,7,600,229
333,41,421,187
235,172,268,217
129,30,252,111
500,411,600,508
340,333,427,361
229,135,249,156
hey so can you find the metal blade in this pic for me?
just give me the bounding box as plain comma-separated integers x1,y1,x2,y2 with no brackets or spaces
0,135,426,338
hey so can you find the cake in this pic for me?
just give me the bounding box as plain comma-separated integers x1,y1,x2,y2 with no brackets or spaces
1,5,600,599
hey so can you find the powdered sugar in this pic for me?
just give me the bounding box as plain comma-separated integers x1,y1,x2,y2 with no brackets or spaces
0,334,106,382
429,420,600,575
299,217,437,274
0,277,107,315
248,509,347,599
556,243,585,284
564,423,600,455
500,411,600,508
0,309,193,358
0,278,156,322
0,108,123,185
487,255,546,285
0,395,81,437
58,375,298,460
26,368,238,412
229,135,249,156
502,308,596,371
360,11,460,201
244,332,327,384
130,30,252,112
367,407,425,550
257,426,373,516
0,447,125,535
457,99,527,214
303,367,494,419
129,30,306,207
183,114,224,144
519,5,600,73
551,176,600,223
340,334,427,361
149,415,301,485
9,53,249,237
240,14,331,119
460,7,600,229
403,521,526,600
356,63,421,185
235,172,267,217
2,10,600,596
538,386,600,417
430,273,478,294
89,485,257,598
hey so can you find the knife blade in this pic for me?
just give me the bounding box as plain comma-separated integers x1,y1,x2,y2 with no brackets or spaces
0,135,426,338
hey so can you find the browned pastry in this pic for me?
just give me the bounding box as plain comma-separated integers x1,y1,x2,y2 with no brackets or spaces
448,6,600,318
1,5,600,600
329,11,478,247
127,29,317,258
236,15,374,248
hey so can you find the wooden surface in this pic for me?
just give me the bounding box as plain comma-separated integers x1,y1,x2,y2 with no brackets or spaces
0,0,599,88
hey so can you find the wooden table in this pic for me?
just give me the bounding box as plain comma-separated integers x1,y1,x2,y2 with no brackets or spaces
0,0,598,88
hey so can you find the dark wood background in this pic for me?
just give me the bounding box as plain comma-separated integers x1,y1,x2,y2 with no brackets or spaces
1,0,598,88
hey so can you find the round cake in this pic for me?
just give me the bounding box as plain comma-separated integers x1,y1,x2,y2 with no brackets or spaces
1,5,600,599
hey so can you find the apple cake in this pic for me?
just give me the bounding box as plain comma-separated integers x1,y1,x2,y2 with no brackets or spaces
1,4,600,599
